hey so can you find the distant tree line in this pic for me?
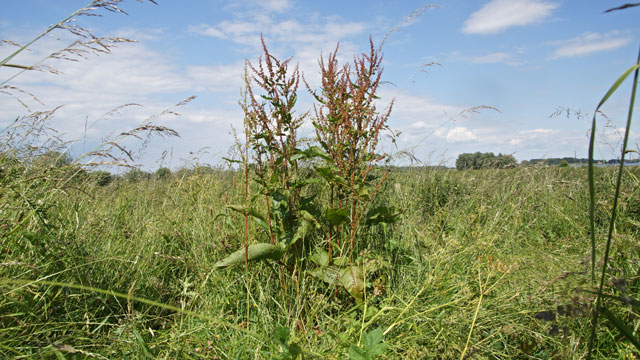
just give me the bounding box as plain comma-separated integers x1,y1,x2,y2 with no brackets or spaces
521,157,640,166
1,150,232,187
455,152,517,170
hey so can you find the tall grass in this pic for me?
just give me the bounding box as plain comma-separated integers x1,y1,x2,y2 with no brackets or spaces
6,158,640,357
586,43,640,358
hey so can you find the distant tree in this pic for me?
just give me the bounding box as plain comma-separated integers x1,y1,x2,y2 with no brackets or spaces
92,170,113,186
33,150,73,168
193,164,216,175
456,152,516,170
155,167,171,180
124,168,150,183
494,153,517,169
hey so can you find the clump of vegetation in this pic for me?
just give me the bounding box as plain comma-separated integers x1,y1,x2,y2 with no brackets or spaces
92,170,114,186
155,167,171,180
455,151,517,170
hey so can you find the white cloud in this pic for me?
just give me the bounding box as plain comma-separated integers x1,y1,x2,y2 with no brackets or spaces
257,0,292,12
525,128,553,134
187,62,246,92
188,10,369,92
447,127,477,142
551,31,632,58
468,52,524,66
112,27,165,41
190,17,367,52
323,22,368,39
188,24,227,39
463,0,558,35
0,35,248,170
383,89,463,130
506,128,560,148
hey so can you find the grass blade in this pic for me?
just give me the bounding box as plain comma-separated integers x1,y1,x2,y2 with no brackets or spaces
132,329,153,359
0,278,266,341
587,44,640,358
600,307,640,351
588,62,640,281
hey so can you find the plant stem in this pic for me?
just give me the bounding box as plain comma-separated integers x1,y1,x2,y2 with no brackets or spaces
587,43,640,358
244,130,250,328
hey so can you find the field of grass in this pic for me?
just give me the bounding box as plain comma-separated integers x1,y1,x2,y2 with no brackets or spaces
2,161,640,359
2,2,640,358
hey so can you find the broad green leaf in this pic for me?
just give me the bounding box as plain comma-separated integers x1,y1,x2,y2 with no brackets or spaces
227,204,247,214
226,205,270,233
310,248,329,266
315,166,346,185
333,256,349,266
275,326,290,345
315,166,334,183
309,266,340,285
365,206,401,226
300,209,321,227
308,146,333,162
214,243,285,269
348,345,367,360
288,343,302,358
348,328,387,360
288,211,320,248
362,328,387,356
340,266,364,304
357,185,370,200
326,208,350,226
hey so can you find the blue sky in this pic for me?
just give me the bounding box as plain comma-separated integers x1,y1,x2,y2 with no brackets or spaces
1,0,638,169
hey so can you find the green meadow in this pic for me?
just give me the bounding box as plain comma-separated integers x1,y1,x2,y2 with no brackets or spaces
2,162,640,358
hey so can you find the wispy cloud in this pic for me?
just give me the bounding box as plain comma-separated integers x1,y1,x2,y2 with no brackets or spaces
551,31,632,58
189,17,367,49
187,61,246,92
463,0,558,35
188,9,369,90
255,0,292,13
469,52,524,66
112,27,165,41
188,24,227,39
446,50,524,66
446,126,477,142
0,36,246,166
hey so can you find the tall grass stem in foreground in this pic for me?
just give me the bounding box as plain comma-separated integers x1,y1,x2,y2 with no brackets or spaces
587,44,640,358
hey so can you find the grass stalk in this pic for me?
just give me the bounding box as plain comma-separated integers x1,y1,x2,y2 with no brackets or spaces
460,271,488,360
244,130,251,328
1,278,264,340
587,44,640,358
